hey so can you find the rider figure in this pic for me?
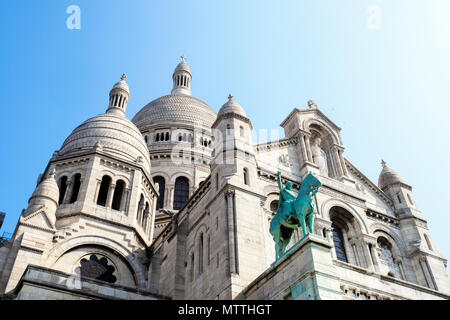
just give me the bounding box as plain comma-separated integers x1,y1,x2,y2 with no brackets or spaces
277,169,298,228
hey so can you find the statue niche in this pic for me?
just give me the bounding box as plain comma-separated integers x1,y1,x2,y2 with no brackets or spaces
311,137,329,176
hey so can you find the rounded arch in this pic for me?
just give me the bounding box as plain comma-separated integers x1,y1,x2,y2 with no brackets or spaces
43,235,147,288
303,118,340,145
321,198,369,234
151,171,171,183
112,174,131,186
170,172,194,186
370,223,408,257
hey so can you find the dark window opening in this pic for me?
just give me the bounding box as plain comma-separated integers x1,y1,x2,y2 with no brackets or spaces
97,176,112,207
332,224,348,263
153,176,165,210
111,180,125,210
79,255,117,284
58,176,68,205
69,174,81,204
173,176,189,210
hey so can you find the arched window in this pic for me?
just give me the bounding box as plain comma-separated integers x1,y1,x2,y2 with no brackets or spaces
145,135,148,143
137,194,144,223
69,173,81,204
173,176,189,210
240,126,244,137
79,254,117,284
153,176,165,210
155,133,160,142
243,168,249,185
226,124,231,135
396,193,402,204
111,180,125,211
97,176,112,207
58,176,68,205
270,200,279,213
165,132,170,141
332,224,348,263
143,202,149,230
178,134,182,142
199,233,204,275
377,237,399,277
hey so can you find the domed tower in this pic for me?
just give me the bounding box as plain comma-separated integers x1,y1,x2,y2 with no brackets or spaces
132,57,217,236
0,75,159,293
378,160,450,292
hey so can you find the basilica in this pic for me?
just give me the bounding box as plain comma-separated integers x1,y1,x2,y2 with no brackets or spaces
0,58,449,300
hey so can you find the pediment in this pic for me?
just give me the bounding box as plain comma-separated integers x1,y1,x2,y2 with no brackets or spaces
20,207,55,231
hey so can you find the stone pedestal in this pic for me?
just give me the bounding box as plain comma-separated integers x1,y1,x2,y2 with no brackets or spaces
239,234,342,300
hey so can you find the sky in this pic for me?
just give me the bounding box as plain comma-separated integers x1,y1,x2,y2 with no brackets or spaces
0,1,449,266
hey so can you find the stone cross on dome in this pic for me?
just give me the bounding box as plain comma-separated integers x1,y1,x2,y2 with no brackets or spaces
381,159,387,167
181,55,187,62
121,73,126,81
228,93,234,100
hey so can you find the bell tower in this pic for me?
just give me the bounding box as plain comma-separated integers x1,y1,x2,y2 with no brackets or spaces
378,160,450,293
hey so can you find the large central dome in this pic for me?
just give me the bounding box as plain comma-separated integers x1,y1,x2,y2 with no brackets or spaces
132,58,216,130
132,94,216,130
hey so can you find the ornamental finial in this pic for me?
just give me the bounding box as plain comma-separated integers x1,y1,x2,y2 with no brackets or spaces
121,73,126,81
308,100,317,109
381,159,387,167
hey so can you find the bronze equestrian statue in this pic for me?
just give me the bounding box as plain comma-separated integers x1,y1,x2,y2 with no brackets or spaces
269,169,322,260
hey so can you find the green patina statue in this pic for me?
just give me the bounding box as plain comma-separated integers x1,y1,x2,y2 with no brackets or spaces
269,169,322,260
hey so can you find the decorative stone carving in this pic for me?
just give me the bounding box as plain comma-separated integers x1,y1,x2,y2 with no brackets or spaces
311,137,329,176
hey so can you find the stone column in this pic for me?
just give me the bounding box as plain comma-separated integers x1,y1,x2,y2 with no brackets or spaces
342,230,354,264
226,190,236,274
168,185,175,210
370,243,380,272
305,136,313,163
331,147,343,178
338,149,348,176
63,179,73,204
137,202,144,225
121,188,131,213
299,134,308,163
325,228,337,260
106,184,116,208
363,243,375,272
164,186,170,208
93,179,102,202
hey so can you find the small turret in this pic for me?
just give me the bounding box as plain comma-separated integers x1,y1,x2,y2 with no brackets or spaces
24,168,59,224
106,73,130,116
171,55,192,95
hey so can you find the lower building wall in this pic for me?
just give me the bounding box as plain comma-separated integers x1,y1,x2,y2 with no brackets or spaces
240,234,450,300
6,265,167,300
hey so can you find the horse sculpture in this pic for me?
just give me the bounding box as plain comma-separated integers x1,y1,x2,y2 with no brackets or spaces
269,169,322,260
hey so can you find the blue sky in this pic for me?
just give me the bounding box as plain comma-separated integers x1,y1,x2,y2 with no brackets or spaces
1,1,449,265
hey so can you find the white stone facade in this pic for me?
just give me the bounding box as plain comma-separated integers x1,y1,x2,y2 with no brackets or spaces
0,59,449,300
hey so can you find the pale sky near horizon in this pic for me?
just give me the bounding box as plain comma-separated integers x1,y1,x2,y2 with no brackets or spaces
1,1,449,267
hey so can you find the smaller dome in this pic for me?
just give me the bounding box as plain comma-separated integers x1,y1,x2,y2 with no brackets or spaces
111,74,129,94
218,94,247,117
28,169,59,208
174,61,191,75
378,160,406,190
